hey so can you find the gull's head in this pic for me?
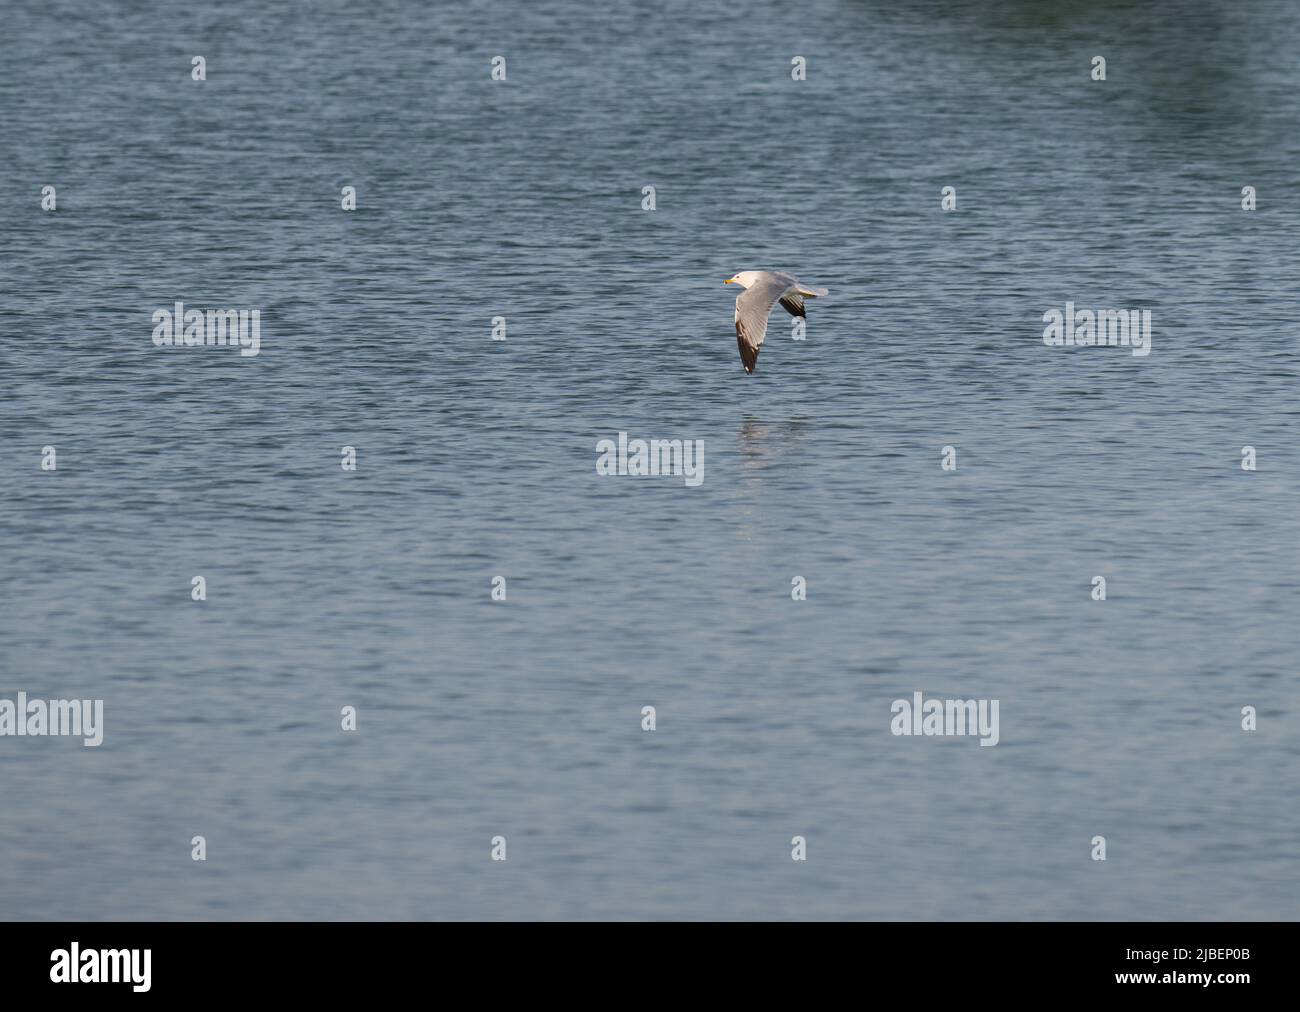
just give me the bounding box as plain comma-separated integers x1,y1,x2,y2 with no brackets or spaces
725,271,760,289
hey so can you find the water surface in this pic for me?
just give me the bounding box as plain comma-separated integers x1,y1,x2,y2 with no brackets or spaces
2,0,1297,919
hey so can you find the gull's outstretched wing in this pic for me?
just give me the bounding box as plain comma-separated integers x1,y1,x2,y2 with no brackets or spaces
734,274,791,374
781,283,829,317
779,293,805,318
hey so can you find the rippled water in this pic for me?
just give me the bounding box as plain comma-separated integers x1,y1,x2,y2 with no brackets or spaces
3,0,1298,919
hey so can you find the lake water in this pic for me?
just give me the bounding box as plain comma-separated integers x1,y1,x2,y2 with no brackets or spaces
2,0,1298,919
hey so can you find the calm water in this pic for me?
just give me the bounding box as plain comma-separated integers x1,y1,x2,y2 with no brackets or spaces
2,0,1298,920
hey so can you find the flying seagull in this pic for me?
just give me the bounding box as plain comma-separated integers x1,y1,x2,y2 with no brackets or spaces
724,271,829,374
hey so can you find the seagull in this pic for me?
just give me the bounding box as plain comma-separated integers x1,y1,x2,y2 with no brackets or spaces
724,271,829,374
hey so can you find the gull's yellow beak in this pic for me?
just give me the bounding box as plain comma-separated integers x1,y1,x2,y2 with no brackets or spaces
724,278,734,284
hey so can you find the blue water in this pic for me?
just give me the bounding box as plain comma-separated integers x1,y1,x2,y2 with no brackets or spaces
2,0,1298,919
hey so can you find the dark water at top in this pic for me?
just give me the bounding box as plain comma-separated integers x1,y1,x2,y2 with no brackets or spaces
2,0,1297,919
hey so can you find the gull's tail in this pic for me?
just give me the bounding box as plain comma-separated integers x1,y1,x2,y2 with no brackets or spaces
798,285,829,297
